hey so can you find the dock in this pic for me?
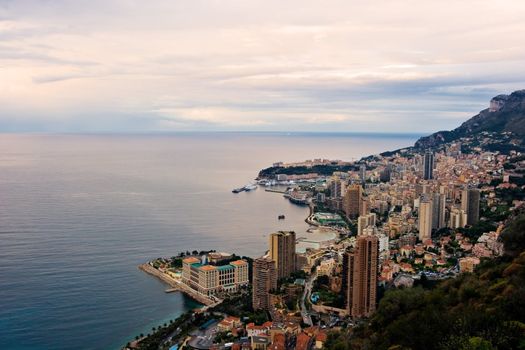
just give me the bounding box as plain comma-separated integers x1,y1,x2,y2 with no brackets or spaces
138,263,218,306
265,189,287,194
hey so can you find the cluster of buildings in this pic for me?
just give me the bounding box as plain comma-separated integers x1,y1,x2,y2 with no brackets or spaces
252,229,381,320
136,121,523,350
181,255,249,297
321,138,513,288
272,159,350,169
253,231,296,314
211,317,328,350
201,134,512,332
257,134,514,324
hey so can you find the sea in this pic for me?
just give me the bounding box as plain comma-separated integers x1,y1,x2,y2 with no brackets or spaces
0,132,419,350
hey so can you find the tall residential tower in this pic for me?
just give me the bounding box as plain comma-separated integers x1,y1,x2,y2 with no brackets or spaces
423,150,434,180
344,234,379,318
418,196,433,241
269,231,296,279
252,257,277,311
343,184,364,219
461,188,480,226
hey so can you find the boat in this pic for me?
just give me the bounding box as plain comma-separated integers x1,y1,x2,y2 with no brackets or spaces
232,187,245,193
278,215,285,220
244,183,258,191
268,180,277,186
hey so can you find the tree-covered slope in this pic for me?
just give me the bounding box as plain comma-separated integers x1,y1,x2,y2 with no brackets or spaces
415,90,525,149
326,212,525,350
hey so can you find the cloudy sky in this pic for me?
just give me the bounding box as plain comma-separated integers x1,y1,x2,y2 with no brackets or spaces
1,0,525,133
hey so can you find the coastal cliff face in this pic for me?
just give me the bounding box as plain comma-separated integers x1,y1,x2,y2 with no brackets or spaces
415,89,525,149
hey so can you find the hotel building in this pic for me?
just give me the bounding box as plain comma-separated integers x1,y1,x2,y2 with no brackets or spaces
182,257,249,296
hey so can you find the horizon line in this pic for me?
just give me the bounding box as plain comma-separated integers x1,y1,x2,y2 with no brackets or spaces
0,130,425,137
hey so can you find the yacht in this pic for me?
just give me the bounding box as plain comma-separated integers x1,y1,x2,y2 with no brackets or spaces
244,183,258,191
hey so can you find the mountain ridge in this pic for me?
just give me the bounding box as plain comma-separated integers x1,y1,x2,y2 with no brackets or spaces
415,89,525,150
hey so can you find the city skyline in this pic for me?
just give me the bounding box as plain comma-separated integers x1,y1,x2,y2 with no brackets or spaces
1,1,525,133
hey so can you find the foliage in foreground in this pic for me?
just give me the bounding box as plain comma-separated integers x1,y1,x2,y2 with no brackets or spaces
326,214,525,350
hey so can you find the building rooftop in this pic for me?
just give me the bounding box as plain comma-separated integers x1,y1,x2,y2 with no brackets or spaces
251,336,270,345
230,260,248,266
296,333,312,350
199,265,217,271
183,257,200,264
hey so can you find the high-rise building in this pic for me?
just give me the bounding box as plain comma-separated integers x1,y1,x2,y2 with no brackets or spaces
252,257,277,311
359,164,366,183
432,193,446,230
423,150,434,180
329,176,342,199
341,252,349,308
418,196,433,241
461,188,480,225
357,213,377,236
269,231,296,279
344,235,379,318
343,184,363,219
449,207,468,228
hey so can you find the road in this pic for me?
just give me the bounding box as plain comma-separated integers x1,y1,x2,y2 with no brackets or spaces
300,271,317,326
188,321,219,350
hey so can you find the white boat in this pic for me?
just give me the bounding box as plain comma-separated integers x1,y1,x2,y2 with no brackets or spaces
244,183,258,191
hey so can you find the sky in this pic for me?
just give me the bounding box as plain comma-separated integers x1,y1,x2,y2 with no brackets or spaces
1,0,525,133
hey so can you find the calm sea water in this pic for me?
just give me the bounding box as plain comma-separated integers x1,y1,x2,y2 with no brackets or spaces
0,132,418,350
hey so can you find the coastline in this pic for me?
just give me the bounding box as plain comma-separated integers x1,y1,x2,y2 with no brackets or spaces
138,263,217,307
0,133,422,350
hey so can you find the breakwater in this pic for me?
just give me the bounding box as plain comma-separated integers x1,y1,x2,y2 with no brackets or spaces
138,264,217,306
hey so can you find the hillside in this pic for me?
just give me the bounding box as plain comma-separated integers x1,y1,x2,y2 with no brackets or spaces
325,211,525,350
415,89,525,149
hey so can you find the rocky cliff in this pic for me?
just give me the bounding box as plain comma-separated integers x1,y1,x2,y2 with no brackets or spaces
415,89,525,149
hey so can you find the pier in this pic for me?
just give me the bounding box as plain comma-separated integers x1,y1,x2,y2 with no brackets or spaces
264,188,287,194
138,263,218,306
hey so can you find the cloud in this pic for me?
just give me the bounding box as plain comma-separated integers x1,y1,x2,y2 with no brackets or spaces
1,0,525,132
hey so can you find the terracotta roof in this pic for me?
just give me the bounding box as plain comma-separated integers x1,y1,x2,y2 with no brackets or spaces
199,265,217,271
247,323,267,330
303,326,319,336
315,331,327,342
268,333,286,350
225,316,241,322
183,257,200,264
296,333,311,350
230,260,248,266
